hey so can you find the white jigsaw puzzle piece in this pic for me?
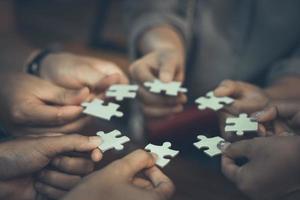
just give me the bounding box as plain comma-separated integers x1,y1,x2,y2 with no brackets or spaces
96,130,130,152
225,113,258,136
106,84,139,101
193,135,225,157
81,99,123,120
195,91,234,111
144,79,187,96
145,142,179,168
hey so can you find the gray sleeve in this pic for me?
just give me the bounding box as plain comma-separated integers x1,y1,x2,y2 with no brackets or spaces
123,0,194,60
266,42,300,85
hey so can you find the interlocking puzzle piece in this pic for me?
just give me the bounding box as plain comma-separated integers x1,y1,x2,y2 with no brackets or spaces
81,99,123,120
106,84,139,101
195,91,234,111
145,142,179,168
144,79,187,96
193,135,225,157
96,130,130,152
225,113,258,136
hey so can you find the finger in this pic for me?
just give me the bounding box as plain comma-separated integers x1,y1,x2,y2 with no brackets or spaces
225,99,266,115
21,116,93,135
112,150,155,178
37,170,82,190
159,57,178,82
221,155,241,183
91,148,103,162
37,134,101,158
276,101,300,118
139,87,187,106
72,64,108,90
252,106,277,122
130,62,156,85
20,102,84,126
222,140,253,159
145,166,175,199
214,80,241,97
257,124,268,137
35,182,67,199
132,177,154,189
142,104,184,118
93,74,122,93
51,156,95,175
41,86,90,106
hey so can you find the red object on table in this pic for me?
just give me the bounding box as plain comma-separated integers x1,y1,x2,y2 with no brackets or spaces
146,106,219,140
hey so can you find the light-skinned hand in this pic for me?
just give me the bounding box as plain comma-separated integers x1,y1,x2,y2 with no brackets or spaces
130,49,187,119
0,72,91,136
0,134,102,200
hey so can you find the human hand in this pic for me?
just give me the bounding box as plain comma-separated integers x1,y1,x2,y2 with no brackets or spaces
214,80,271,140
0,72,91,135
221,136,300,200
253,100,300,134
214,80,270,115
63,150,175,200
130,49,187,119
40,52,128,98
0,134,102,200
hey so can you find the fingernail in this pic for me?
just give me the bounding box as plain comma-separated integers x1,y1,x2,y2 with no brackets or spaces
213,87,225,96
253,111,264,119
160,73,172,82
88,136,102,146
219,141,230,152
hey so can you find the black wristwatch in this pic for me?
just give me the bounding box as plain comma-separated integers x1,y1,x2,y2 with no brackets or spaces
26,45,62,76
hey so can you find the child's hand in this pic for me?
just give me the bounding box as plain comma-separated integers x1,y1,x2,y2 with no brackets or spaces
221,136,300,200
129,49,187,119
63,150,175,200
214,80,270,115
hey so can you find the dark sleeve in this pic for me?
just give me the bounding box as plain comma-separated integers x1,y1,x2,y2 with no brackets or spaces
266,41,300,84
123,0,195,59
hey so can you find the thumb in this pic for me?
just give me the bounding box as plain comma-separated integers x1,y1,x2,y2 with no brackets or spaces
221,139,253,159
111,150,156,179
41,85,90,106
159,59,178,82
214,80,241,97
38,134,101,158
221,140,252,183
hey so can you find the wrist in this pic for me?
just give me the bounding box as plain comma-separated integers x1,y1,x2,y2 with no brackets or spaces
139,25,185,58
25,45,62,77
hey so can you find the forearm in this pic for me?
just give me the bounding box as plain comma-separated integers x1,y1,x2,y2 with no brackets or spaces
264,75,300,100
138,25,185,57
